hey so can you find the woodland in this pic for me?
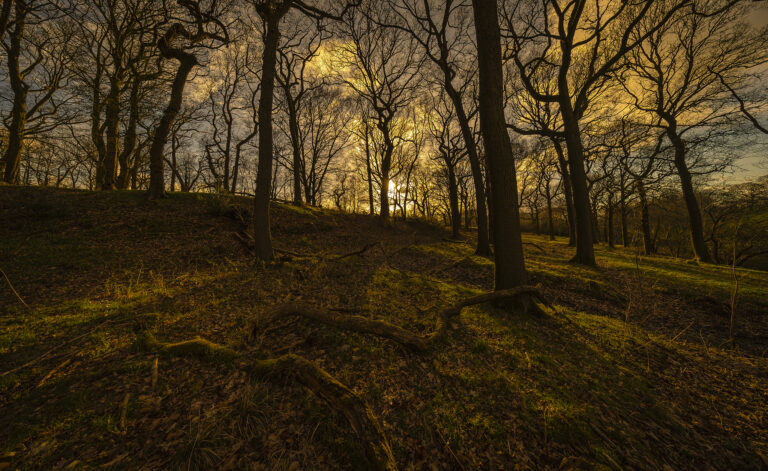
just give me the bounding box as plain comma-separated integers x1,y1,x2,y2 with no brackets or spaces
0,0,767,469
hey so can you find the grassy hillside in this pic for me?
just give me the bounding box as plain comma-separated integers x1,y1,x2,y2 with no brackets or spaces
1,187,766,470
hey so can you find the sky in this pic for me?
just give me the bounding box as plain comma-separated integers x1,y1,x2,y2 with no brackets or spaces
729,4,768,182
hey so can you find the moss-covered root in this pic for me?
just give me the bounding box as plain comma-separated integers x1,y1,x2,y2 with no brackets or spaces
251,354,397,471
255,286,550,352
134,332,397,471
135,331,240,363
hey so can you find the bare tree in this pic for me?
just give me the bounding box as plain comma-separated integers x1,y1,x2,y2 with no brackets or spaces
146,0,229,199
275,18,323,204
501,0,689,266
1,0,72,184
383,0,491,254
297,86,352,205
335,4,421,222
620,2,768,262
245,0,358,261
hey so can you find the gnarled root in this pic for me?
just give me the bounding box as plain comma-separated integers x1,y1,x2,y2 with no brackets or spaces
135,332,396,471
254,285,550,352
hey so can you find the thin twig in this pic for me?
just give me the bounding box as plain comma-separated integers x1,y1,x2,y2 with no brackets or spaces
671,320,696,342
1,268,29,309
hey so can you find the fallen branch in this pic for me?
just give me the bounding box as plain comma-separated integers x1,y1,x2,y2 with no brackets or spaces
254,286,551,353
136,332,396,471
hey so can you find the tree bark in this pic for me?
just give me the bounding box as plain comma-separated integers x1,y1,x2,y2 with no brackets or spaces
472,0,529,292
2,3,26,184
252,15,282,260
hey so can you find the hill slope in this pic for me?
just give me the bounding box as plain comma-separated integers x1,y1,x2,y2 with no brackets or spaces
1,187,767,470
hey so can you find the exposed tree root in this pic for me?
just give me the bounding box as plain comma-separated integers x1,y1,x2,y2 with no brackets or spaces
254,286,551,352
135,332,396,471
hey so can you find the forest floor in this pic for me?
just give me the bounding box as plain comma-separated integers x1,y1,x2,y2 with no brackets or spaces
1,186,767,471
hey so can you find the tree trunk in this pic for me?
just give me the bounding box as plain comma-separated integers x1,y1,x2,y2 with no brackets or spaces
545,184,555,241
286,95,302,205
378,130,394,221
485,166,494,245
2,5,26,184
447,163,461,238
553,140,576,247
472,0,528,291
559,103,595,265
607,195,614,248
667,126,712,263
590,194,600,244
103,77,121,190
148,36,198,199
91,65,106,188
379,167,390,220
637,179,654,254
117,77,140,189
444,77,490,255
364,125,375,215
252,16,281,260
619,189,628,246
170,132,178,192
